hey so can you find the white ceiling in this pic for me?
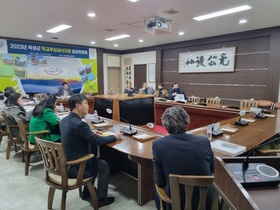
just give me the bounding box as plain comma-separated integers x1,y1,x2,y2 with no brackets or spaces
0,0,280,51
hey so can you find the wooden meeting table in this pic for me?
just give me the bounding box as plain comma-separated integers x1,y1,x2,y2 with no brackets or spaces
90,109,279,206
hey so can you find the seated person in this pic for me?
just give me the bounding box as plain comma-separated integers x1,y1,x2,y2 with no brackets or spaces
0,93,5,128
29,94,61,145
57,82,73,97
153,106,214,210
4,93,32,137
139,82,155,94
3,86,16,105
124,82,136,94
154,83,168,99
168,82,187,100
60,94,122,207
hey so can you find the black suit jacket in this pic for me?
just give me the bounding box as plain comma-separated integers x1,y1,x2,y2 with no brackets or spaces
152,133,214,209
60,112,116,178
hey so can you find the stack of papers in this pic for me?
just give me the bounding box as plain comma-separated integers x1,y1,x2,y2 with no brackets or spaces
133,133,157,142
93,122,113,128
211,140,246,155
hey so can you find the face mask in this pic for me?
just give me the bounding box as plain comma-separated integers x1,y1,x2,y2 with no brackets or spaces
158,87,163,90
173,88,179,92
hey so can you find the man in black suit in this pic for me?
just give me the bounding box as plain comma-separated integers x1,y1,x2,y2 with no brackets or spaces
152,106,214,210
57,82,73,96
60,94,122,207
168,82,187,100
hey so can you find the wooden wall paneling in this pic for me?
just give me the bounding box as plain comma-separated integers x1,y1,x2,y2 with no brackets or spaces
97,48,104,94
158,27,280,102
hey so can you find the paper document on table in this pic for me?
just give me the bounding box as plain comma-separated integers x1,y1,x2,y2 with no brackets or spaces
242,118,256,122
211,140,246,155
264,114,276,118
133,133,157,142
93,123,113,128
101,131,115,137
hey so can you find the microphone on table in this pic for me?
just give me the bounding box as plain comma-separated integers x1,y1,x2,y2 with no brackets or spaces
106,108,137,135
242,135,280,172
250,107,267,119
234,110,248,126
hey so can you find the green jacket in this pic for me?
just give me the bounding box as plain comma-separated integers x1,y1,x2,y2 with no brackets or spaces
29,108,60,144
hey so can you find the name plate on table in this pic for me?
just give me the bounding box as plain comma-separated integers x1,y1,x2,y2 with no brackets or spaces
93,122,113,128
211,140,246,155
133,133,157,142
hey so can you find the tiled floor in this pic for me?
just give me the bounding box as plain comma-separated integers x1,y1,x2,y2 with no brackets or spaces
0,136,156,210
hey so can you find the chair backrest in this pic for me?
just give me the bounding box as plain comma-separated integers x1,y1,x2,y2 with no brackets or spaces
34,93,47,101
240,99,259,109
273,102,280,109
1,111,20,140
206,98,221,105
35,137,69,187
82,91,95,96
14,116,31,150
189,96,201,103
169,175,218,210
258,100,273,109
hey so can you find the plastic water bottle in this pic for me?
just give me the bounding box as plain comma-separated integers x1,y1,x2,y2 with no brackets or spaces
93,110,98,120
207,124,212,141
59,103,64,111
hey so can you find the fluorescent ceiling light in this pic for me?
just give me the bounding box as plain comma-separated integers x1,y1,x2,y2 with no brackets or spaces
127,0,138,2
47,24,72,33
114,44,118,47
193,5,252,21
105,34,130,41
88,13,96,17
90,41,96,44
36,34,43,38
239,19,247,24
178,32,184,36
138,39,143,43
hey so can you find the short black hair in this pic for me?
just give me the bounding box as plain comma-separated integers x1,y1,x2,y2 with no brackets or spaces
62,82,69,86
172,82,178,87
68,94,87,111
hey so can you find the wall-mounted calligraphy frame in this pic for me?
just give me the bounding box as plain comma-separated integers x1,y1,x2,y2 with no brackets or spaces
179,47,236,73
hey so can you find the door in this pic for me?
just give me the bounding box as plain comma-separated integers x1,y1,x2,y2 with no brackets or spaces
108,67,121,94
134,64,147,92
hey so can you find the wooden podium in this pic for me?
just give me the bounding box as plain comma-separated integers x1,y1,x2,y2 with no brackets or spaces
214,156,280,210
94,94,155,126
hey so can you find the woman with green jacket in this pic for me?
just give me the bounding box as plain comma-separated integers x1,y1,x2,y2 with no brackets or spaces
29,94,61,144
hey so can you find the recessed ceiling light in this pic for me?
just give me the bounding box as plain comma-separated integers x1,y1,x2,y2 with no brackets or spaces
37,34,43,38
193,5,252,21
105,34,130,41
88,13,96,17
139,39,143,43
178,32,184,36
90,41,96,44
114,44,118,47
127,0,138,2
47,24,72,33
239,19,247,24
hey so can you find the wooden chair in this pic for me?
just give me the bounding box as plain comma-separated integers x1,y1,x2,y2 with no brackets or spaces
34,93,47,101
155,175,219,210
258,100,273,109
206,98,221,106
35,137,99,210
14,116,48,176
82,91,95,96
240,99,259,109
1,111,23,159
188,96,201,103
0,117,8,147
273,102,280,109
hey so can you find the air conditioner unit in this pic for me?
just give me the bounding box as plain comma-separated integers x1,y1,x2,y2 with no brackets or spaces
145,16,171,35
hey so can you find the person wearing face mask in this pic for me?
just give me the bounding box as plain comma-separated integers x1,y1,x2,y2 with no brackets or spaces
168,82,187,100
154,83,168,99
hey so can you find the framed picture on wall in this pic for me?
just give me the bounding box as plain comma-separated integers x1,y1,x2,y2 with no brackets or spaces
148,63,155,82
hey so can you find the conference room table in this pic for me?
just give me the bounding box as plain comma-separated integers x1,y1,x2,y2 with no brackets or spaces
88,108,279,206
155,100,240,130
